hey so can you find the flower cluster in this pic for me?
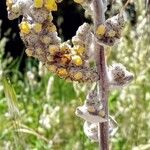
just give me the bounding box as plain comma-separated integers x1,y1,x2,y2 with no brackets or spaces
96,14,125,46
6,0,99,83
74,0,134,142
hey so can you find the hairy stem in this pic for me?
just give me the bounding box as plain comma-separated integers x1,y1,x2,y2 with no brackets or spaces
92,0,109,150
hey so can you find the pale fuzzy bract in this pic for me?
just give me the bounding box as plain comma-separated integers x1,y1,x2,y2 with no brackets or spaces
83,121,98,142
108,63,134,88
85,89,103,112
83,116,118,142
75,105,107,123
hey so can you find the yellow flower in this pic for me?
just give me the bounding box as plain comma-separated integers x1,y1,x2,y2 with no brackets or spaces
36,48,43,54
47,24,57,32
42,36,51,44
34,0,44,8
61,54,71,64
48,65,57,72
60,43,71,52
11,4,20,13
44,0,57,11
25,48,33,57
74,72,83,80
6,0,13,8
72,55,83,66
32,23,42,33
74,0,84,4
74,45,85,55
19,22,31,34
108,30,116,37
57,68,68,77
47,55,53,61
48,45,59,55
96,24,106,36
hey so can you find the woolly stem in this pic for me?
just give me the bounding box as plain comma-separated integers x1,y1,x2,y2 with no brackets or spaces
92,0,109,150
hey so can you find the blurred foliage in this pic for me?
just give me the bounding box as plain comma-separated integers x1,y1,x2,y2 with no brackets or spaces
0,0,150,150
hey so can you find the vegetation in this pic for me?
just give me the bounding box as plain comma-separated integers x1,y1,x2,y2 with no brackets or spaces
0,0,149,149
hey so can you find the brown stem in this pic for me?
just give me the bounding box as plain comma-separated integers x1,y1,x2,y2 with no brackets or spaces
92,0,109,150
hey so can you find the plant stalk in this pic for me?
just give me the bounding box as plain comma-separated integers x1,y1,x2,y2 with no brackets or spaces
92,0,109,150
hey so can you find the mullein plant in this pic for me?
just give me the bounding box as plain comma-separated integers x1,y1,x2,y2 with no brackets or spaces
6,0,133,149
